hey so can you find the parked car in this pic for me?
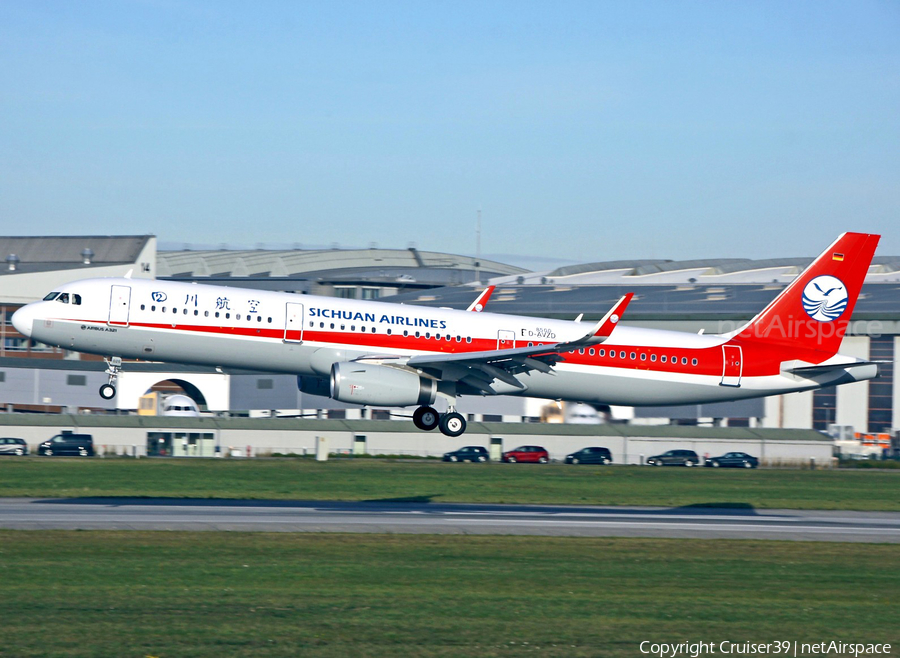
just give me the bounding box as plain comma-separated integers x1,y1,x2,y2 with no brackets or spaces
38,433,94,457
646,449,699,467
0,437,28,456
443,446,489,462
501,446,549,463
564,447,612,465
704,452,759,469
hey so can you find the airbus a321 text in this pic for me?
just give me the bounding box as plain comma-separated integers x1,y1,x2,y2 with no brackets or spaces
12,232,881,437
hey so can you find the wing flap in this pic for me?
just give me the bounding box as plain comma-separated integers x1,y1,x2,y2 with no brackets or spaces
406,293,633,391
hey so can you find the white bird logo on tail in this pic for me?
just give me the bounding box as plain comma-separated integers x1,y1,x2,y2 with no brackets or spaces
802,275,848,322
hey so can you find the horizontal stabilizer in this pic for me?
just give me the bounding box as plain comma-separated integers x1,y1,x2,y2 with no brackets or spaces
785,361,882,377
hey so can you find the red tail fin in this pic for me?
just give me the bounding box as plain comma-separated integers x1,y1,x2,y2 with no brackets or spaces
734,232,879,356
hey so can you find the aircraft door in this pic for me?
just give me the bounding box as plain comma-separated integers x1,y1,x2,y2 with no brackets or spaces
284,302,304,342
108,285,132,327
497,330,516,350
720,345,743,387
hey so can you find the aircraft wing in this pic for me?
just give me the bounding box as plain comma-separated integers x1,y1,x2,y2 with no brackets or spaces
404,294,633,394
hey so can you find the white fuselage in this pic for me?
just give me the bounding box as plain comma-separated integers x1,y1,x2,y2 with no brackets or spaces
12,277,873,407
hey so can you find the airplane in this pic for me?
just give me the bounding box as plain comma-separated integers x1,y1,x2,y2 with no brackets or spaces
11,232,880,437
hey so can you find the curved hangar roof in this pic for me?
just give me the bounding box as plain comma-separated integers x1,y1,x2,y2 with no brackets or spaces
158,247,526,287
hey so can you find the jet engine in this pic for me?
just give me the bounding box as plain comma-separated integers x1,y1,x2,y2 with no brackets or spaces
330,362,437,407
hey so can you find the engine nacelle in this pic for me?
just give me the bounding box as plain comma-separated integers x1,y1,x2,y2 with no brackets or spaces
330,362,437,407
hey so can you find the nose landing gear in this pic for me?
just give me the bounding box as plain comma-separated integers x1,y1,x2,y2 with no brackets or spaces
99,356,122,400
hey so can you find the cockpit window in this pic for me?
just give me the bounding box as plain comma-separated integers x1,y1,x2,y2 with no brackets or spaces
72,294,82,305
57,293,70,304
43,292,60,301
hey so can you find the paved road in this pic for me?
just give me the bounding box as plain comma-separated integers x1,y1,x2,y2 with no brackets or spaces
1,498,898,542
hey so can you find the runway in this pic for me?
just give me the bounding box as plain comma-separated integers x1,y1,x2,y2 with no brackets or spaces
1,498,898,542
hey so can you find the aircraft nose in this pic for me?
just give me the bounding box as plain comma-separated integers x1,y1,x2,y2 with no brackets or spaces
11,304,36,337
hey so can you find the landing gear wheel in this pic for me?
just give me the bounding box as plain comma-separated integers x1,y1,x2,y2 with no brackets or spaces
438,412,466,438
413,406,439,431
99,384,116,400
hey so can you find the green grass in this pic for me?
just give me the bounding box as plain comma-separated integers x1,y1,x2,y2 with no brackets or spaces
0,531,896,657
1,458,899,510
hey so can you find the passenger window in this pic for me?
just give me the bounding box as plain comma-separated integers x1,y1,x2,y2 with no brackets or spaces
681,357,688,365
599,349,605,356
466,337,472,343
589,348,595,356
651,354,657,362
140,304,146,310
151,305,156,311
661,356,667,363
692,358,698,366
640,353,646,361
630,352,636,360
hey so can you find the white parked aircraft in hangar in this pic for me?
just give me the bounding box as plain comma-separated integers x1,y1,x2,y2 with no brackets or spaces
12,232,881,437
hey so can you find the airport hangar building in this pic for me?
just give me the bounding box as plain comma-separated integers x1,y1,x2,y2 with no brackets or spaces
0,235,898,442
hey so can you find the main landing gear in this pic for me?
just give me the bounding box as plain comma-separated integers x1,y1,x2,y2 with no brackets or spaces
413,405,467,438
99,356,122,400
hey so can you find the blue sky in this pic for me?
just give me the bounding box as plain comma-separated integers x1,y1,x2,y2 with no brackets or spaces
1,1,898,264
